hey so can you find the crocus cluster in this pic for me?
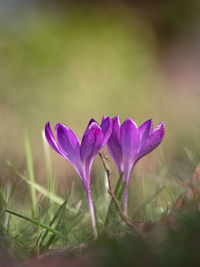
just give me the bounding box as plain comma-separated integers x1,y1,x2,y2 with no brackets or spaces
45,116,165,237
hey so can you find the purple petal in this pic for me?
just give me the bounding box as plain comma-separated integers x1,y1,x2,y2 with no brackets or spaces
139,119,153,148
106,116,123,173
120,118,140,166
80,121,104,162
55,124,80,163
136,121,165,161
86,119,97,130
101,116,112,144
45,122,63,156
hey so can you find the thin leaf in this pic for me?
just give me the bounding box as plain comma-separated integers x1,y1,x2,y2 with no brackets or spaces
39,198,68,250
24,129,37,218
114,172,124,196
116,180,126,200
4,209,64,238
132,186,166,220
7,161,64,205
0,187,7,207
41,212,65,252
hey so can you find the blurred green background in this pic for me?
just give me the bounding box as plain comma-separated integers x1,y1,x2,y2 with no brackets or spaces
0,0,200,185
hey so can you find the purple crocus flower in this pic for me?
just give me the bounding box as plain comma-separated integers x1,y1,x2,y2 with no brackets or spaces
105,116,165,216
45,117,112,238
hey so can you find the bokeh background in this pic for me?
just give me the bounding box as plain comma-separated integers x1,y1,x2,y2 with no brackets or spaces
0,0,200,197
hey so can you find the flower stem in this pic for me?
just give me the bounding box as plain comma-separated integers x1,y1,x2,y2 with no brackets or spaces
123,184,128,217
123,169,132,217
86,190,97,239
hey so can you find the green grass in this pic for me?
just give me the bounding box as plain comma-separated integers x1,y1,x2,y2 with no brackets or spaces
0,130,200,266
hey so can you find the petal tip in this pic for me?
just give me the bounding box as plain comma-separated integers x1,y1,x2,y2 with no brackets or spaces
160,122,165,138
55,123,62,133
155,121,165,141
124,118,138,130
45,121,50,128
102,115,106,121
89,121,101,131
112,116,121,128
45,121,51,135
113,115,120,120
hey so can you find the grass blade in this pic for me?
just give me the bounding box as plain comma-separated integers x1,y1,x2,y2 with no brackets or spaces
4,209,64,238
114,172,124,196
24,129,37,218
39,198,68,250
132,186,166,220
7,161,64,205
